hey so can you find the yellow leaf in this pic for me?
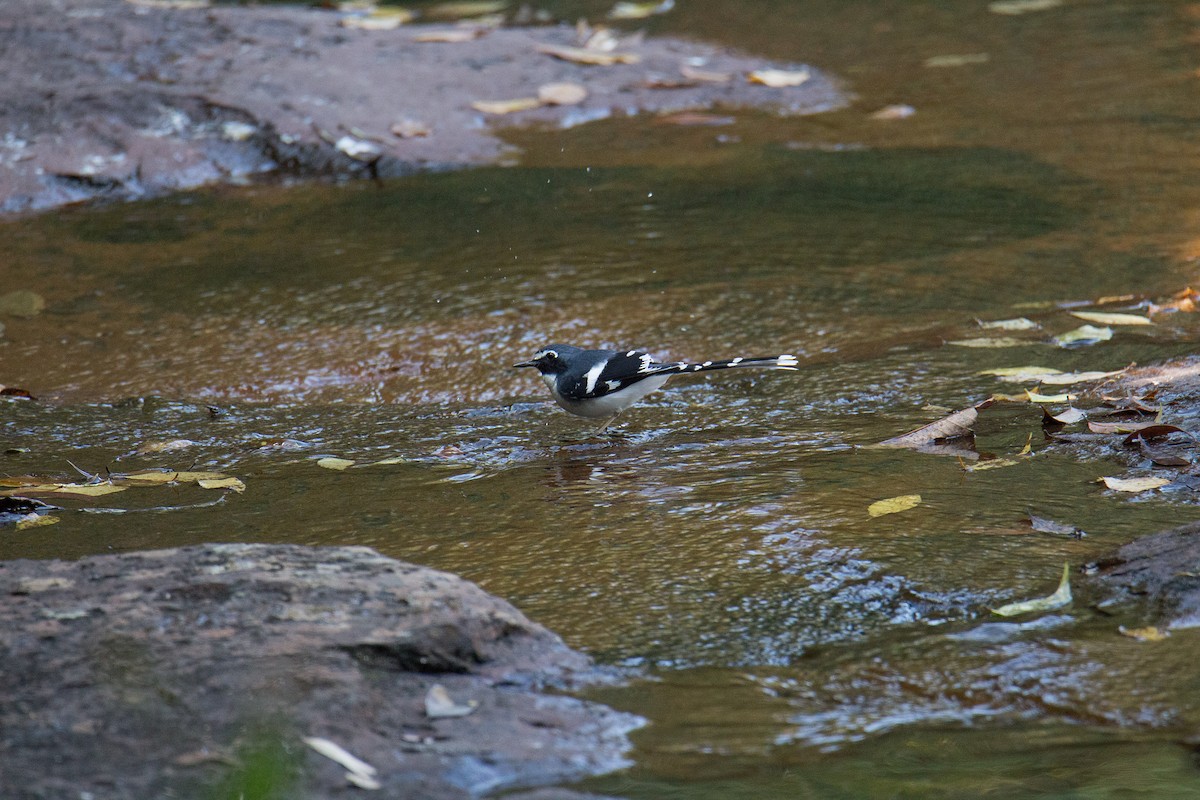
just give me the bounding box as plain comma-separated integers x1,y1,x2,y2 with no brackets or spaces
49,483,129,497
339,10,415,30
1069,310,1153,326
980,366,1063,381
924,53,989,68
425,0,507,19
197,477,246,493
537,82,588,106
0,289,47,318
369,456,409,466
1099,476,1170,493
748,68,811,88
868,494,922,518
1037,370,1123,385
989,0,1061,14
174,471,234,483
317,457,356,471
16,514,60,531
470,97,542,114
991,562,1071,616
1026,390,1076,403
870,104,915,120
117,470,181,485
1118,625,1169,641
413,28,487,42
608,0,674,19
536,43,640,66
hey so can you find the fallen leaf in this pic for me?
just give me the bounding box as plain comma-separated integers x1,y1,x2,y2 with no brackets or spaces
537,81,588,106
335,136,382,161
425,0,508,19
924,53,990,68
302,736,379,789
608,0,674,19
877,399,993,449
0,386,35,399
991,562,1071,616
1088,419,1166,435
978,317,1040,331
339,9,415,29
47,483,129,497
0,290,46,318
390,119,432,138
1027,513,1085,538
197,477,246,493
368,456,409,466
1118,625,1169,641
317,457,356,471
868,494,922,518
15,514,60,531
413,28,487,42
1037,370,1123,385
964,435,1035,472
1148,286,1199,315
1136,441,1191,467
1026,390,1075,403
870,104,916,120
174,471,235,483
680,64,733,83
135,439,197,456
656,111,736,126
1042,406,1087,425
980,365,1063,381
1069,310,1153,326
1053,324,1112,347
536,43,640,65
989,0,1062,14
1099,475,1171,493
748,68,811,88
948,337,1030,348
425,684,478,718
471,97,542,114
1120,424,1188,443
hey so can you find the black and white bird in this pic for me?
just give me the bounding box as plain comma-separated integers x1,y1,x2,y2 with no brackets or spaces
514,344,799,429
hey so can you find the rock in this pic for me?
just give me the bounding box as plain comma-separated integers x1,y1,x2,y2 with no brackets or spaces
0,0,844,215
0,544,641,799
1085,520,1200,628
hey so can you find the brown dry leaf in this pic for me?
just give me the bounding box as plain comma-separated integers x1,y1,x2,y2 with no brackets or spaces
870,104,916,120
877,399,993,449
1099,475,1171,492
867,494,922,518
0,386,35,399
1148,287,1199,315
1088,419,1165,435
413,28,488,42
1042,406,1087,426
537,81,588,106
680,64,733,83
1121,424,1188,443
748,68,812,88
1069,310,1153,326
1118,625,1169,641
536,43,640,66
470,97,542,114
390,119,432,138
1137,441,1191,467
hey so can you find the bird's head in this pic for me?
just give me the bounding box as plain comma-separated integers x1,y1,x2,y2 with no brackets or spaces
513,345,577,375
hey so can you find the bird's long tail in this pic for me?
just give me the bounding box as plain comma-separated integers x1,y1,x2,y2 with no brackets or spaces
652,354,799,376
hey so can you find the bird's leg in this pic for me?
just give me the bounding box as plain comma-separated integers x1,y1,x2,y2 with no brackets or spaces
594,413,620,435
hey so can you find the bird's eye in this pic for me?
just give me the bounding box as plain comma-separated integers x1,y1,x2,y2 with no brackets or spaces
543,350,557,361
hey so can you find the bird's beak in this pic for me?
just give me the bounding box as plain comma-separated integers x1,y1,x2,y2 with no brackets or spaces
513,360,537,369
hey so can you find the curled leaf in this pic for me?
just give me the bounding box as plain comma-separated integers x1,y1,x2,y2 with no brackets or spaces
1099,475,1170,493
471,97,541,114
1069,310,1153,326
1053,324,1112,348
991,562,1071,616
1042,406,1087,426
877,399,993,449
536,43,640,65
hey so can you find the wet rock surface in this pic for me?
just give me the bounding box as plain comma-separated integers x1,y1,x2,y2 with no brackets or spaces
1086,520,1200,629
0,544,641,799
0,0,843,215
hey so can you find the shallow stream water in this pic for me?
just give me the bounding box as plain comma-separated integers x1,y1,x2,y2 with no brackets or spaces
5,0,1200,796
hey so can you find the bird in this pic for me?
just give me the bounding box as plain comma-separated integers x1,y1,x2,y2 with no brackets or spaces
513,343,799,430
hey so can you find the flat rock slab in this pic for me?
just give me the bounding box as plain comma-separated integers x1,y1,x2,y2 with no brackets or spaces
0,0,844,214
1086,520,1200,629
0,544,641,799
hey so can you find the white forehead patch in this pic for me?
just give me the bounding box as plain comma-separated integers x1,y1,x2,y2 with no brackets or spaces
534,349,557,361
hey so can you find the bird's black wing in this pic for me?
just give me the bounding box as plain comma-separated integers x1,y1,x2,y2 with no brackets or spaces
557,349,680,401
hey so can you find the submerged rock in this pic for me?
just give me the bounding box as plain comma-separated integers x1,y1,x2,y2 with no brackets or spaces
1086,520,1200,629
0,544,641,799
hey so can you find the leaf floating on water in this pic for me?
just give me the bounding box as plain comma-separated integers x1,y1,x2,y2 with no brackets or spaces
335,136,383,161
537,81,588,106
1148,286,1200,315
197,477,246,493
1099,475,1170,493
989,0,1062,14
948,337,1030,348
339,8,416,29
1053,324,1112,348
978,317,1040,331
317,457,356,471
15,514,60,531
1038,370,1124,386
680,64,733,83
0,290,46,318
536,43,640,66
1026,390,1076,404
425,0,508,19
1136,441,1191,467
656,111,736,126
748,68,812,88
1118,625,1169,641
1042,406,1087,426
608,0,674,19
870,104,916,120
991,562,1071,617
1069,310,1153,326
924,53,990,68
979,365,1063,381
425,684,478,718
471,97,542,114
413,27,488,42
877,399,993,449
1087,419,1167,435
867,494,922,518
964,435,1034,472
